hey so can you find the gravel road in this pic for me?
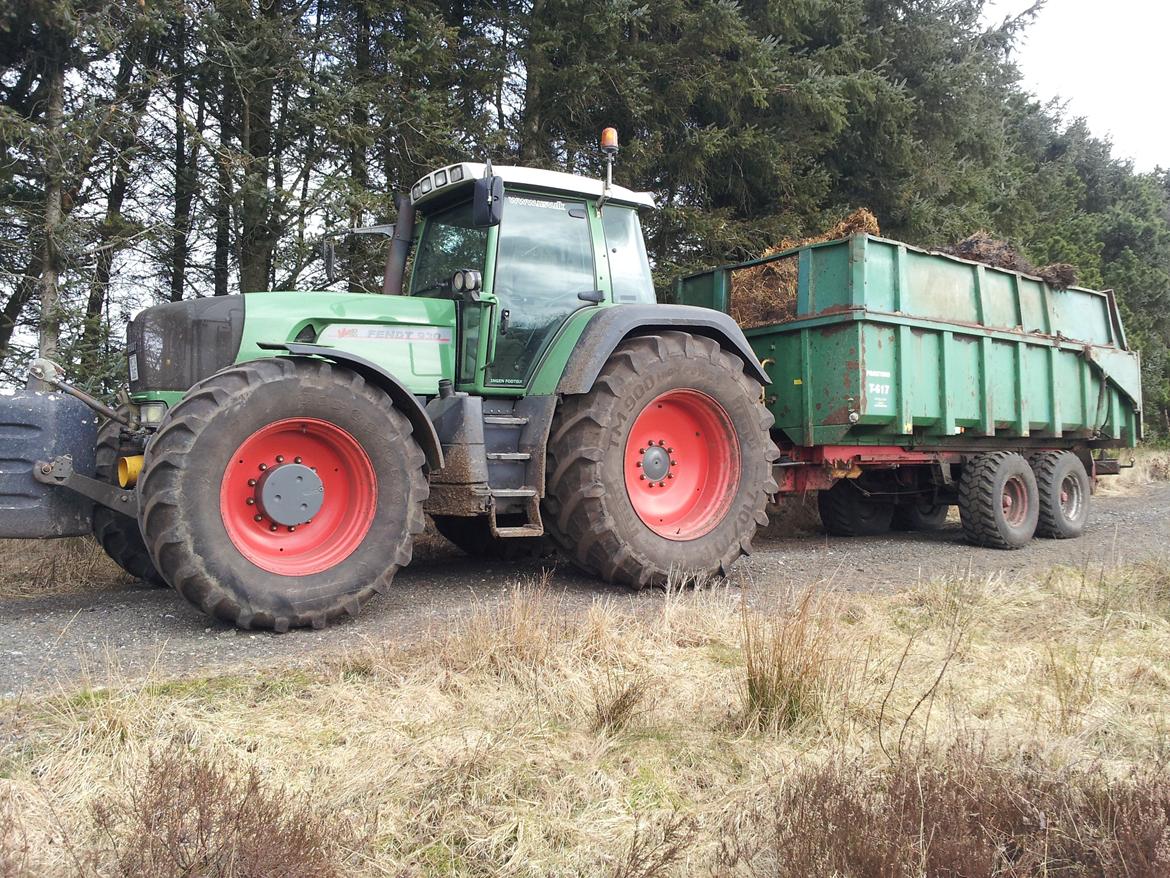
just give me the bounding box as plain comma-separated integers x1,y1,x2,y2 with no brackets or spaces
2,483,1167,697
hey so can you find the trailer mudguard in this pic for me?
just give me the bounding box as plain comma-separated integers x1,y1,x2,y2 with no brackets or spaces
256,342,444,470
554,304,770,396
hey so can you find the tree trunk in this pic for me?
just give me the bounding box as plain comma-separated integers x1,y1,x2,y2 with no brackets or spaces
237,0,279,294
38,59,65,359
214,65,233,296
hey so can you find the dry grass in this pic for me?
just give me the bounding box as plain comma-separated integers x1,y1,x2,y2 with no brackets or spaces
1097,446,1170,496
0,537,130,599
2,562,1170,875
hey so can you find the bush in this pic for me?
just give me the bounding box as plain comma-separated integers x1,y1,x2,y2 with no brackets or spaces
92,750,351,878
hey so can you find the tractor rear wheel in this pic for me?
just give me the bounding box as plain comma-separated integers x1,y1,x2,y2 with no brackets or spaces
958,451,1038,549
1031,451,1091,539
432,515,550,561
92,413,166,586
137,357,428,630
544,332,777,587
817,480,895,536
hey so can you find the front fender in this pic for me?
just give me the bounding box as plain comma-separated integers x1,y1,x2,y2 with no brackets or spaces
257,342,443,470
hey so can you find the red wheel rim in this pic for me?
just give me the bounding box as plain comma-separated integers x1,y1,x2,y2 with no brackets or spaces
1002,475,1028,527
219,418,377,575
623,390,740,540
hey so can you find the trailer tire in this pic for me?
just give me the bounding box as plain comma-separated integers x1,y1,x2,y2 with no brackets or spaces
92,415,166,586
1031,451,1090,539
544,332,777,587
432,515,551,561
138,357,427,631
958,452,1038,549
891,499,950,532
817,480,895,536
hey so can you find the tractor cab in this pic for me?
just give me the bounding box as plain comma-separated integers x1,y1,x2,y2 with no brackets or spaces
401,162,656,390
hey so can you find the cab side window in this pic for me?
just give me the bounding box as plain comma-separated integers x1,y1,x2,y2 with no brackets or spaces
489,194,595,385
601,206,656,304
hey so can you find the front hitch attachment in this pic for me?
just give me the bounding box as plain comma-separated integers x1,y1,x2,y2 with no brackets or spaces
33,455,138,518
28,358,132,427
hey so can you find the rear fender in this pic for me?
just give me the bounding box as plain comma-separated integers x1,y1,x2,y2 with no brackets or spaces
552,304,769,396
256,343,443,470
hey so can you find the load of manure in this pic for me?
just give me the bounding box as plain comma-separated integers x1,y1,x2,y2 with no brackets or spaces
941,231,1078,289
730,208,881,329
728,220,1080,331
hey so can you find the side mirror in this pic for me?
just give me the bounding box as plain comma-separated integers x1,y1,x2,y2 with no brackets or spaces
473,175,504,227
322,239,336,283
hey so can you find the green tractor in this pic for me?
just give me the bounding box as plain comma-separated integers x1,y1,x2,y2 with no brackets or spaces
5,135,777,630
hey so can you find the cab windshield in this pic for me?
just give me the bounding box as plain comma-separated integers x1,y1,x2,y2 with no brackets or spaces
409,201,487,295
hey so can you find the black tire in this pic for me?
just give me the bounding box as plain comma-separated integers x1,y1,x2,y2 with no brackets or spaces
817,480,895,536
1032,451,1091,539
958,451,1039,549
93,414,166,586
432,515,551,561
138,357,428,631
891,498,950,531
544,332,777,587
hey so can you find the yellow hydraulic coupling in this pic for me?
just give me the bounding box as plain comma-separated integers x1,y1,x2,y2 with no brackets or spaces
117,455,144,488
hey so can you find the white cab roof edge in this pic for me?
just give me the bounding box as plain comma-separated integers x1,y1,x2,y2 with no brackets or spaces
410,162,655,210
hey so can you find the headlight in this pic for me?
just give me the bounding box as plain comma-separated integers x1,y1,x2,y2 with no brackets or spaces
136,401,168,425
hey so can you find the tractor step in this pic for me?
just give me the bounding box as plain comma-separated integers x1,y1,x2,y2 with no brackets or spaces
490,487,538,498
483,415,529,426
486,451,530,461
492,525,545,538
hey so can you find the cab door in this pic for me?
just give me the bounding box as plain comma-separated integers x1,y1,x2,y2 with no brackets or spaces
486,193,598,388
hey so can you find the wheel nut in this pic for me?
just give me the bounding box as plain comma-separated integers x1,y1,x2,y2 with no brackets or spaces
253,514,263,522
247,479,257,487
269,524,278,532
672,460,678,466
246,497,255,505
294,457,302,464
258,463,267,471
667,473,673,479
275,455,284,463
288,526,296,532
640,474,645,480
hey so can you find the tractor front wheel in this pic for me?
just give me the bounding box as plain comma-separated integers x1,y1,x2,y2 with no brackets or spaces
544,332,777,587
92,412,166,586
137,358,428,630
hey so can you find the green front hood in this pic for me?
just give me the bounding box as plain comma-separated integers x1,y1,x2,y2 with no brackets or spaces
238,291,457,395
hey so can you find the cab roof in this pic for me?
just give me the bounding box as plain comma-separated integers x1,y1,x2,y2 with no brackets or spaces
410,162,655,211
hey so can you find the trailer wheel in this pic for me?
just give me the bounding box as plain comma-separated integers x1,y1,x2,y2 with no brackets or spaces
138,357,427,631
891,498,950,532
1031,452,1091,539
817,480,895,536
544,332,777,587
92,414,166,586
958,452,1038,549
432,515,550,561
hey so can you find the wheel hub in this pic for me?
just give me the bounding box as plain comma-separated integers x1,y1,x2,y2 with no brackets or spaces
641,445,672,481
256,463,324,526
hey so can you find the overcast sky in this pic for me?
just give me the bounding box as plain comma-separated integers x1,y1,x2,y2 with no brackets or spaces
983,0,1167,171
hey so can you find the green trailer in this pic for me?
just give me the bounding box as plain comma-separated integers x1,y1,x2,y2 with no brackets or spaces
678,233,1143,548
